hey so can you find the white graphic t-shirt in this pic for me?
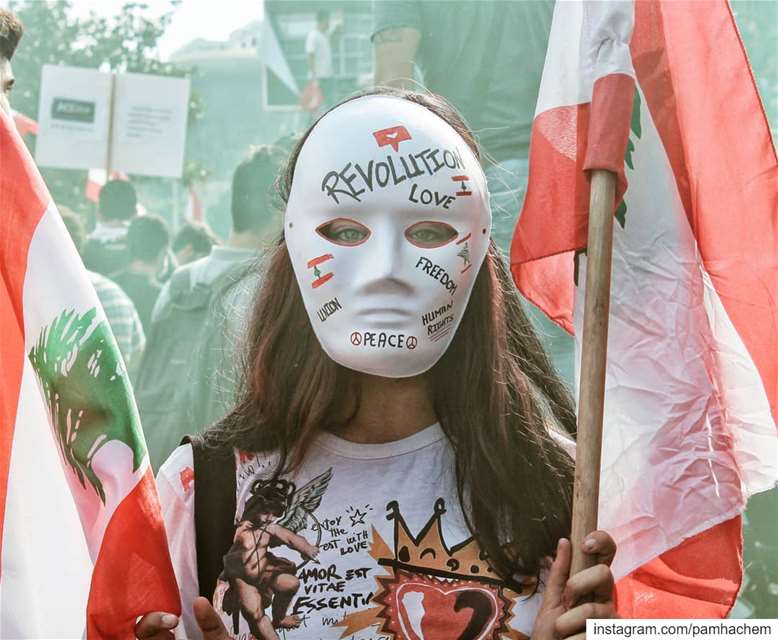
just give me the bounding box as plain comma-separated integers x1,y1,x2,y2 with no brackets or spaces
158,424,574,640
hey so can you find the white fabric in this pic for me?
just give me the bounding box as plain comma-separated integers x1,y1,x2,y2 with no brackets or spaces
305,29,333,79
262,19,300,94
0,359,90,638
572,86,777,580
285,95,491,378
22,205,148,558
158,426,575,639
535,0,635,116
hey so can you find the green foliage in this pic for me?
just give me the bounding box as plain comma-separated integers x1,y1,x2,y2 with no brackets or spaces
28,308,146,503
9,0,183,123
7,0,205,214
617,89,642,229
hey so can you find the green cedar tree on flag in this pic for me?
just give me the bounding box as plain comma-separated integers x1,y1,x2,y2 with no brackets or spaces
0,107,180,637
511,0,778,617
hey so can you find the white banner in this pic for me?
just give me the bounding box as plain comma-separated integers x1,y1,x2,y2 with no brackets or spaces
35,65,190,178
35,65,112,171
110,72,190,178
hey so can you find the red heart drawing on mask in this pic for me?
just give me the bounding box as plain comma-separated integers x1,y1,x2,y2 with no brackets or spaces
394,582,499,640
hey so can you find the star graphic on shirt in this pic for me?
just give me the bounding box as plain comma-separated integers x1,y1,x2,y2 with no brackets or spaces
349,508,367,527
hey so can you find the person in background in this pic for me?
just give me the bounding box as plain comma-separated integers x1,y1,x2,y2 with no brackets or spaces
59,206,145,378
0,9,22,116
137,145,287,471
114,215,170,333
82,179,138,278
371,0,573,384
305,9,341,109
172,221,219,266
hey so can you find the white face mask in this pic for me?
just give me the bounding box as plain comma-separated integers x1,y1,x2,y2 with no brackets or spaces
285,95,491,378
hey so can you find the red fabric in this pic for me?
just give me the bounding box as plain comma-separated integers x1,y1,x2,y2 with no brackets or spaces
87,469,181,638
188,188,203,222
510,0,775,619
0,109,50,577
616,517,743,618
11,110,38,137
85,177,102,204
631,0,778,426
300,79,324,113
511,73,634,331
584,74,635,180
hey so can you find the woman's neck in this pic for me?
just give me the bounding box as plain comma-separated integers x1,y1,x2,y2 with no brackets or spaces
334,373,437,444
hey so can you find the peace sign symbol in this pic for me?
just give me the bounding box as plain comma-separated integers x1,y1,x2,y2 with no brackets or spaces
406,336,418,350
351,331,362,346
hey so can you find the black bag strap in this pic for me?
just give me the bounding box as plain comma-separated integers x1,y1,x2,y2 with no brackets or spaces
183,434,237,600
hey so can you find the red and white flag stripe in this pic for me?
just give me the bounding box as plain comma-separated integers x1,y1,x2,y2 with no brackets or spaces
512,0,777,617
0,108,180,636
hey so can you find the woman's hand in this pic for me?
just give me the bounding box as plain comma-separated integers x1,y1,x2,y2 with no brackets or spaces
531,530,618,640
135,597,230,640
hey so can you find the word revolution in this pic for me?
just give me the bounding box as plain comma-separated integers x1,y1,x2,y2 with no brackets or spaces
321,146,465,204
317,297,342,322
415,257,458,295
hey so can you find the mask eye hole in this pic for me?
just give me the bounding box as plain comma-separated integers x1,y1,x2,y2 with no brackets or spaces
405,221,458,248
316,218,371,247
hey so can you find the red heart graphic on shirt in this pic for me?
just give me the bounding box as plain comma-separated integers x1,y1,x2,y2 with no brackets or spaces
394,581,499,640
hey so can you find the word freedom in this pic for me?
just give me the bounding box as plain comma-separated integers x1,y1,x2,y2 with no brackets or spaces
415,257,458,295
321,146,465,204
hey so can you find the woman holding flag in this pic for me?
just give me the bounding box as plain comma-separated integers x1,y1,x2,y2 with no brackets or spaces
136,89,618,640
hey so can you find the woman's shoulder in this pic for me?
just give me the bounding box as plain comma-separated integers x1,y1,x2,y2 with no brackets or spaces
156,443,196,504
157,442,195,481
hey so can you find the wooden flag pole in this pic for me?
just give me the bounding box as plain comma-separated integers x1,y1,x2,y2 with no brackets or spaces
570,168,617,576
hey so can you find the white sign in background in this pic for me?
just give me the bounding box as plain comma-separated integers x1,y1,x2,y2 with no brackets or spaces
111,72,190,178
35,65,112,171
35,65,190,179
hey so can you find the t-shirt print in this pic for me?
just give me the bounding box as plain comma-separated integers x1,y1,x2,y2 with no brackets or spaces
158,423,573,639
214,424,535,640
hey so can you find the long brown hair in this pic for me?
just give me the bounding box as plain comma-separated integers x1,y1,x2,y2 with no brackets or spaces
205,88,576,582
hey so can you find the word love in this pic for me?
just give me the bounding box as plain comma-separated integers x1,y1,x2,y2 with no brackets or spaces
415,257,458,296
321,146,465,205
350,331,418,350
408,183,456,209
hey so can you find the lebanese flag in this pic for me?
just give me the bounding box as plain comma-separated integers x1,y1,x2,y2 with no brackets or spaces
0,108,180,635
511,0,778,618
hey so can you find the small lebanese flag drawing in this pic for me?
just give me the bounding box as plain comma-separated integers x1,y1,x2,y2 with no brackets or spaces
511,0,777,618
308,253,334,288
451,175,472,196
0,108,180,637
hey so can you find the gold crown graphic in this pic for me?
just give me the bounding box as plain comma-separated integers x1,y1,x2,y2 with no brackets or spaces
381,498,501,585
